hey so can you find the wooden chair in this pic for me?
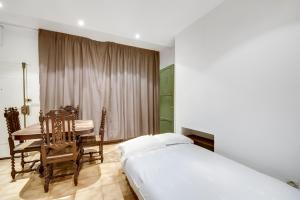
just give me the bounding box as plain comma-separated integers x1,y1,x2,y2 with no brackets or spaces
4,107,41,180
60,105,79,120
39,110,82,192
80,107,106,163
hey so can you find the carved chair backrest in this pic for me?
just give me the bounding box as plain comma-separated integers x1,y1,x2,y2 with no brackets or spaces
4,107,21,136
4,107,21,150
39,109,76,148
99,107,107,143
60,105,79,120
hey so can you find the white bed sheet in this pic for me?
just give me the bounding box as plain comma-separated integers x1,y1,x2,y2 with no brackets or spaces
123,144,300,200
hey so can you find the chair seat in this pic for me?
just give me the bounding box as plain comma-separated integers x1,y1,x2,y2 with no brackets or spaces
46,146,79,164
81,133,101,143
14,139,42,152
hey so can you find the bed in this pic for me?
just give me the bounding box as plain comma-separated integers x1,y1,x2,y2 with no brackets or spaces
119,134,300,200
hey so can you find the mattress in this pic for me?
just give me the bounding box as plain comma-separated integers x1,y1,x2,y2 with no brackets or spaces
122,144,300,200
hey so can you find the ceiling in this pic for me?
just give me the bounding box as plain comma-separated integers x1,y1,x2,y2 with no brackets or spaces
0,0,223,50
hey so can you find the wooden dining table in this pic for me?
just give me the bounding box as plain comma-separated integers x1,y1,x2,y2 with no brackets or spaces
12,120,94,141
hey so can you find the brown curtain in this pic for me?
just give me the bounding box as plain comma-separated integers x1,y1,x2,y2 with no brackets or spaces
38,29,160,141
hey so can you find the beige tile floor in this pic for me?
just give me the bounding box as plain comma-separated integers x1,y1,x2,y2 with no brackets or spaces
0,144,138,200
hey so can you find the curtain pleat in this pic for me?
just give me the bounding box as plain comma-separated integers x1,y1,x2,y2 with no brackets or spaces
39,29,160,141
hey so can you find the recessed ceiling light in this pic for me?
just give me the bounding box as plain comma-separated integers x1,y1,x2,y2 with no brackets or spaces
135,33,140,40
0,2,3,8
77,19,85,27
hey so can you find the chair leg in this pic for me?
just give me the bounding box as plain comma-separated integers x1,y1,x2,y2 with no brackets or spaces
77,149,82,165
44,165,50,193
49,164,53,178
73,161,79,186
11,153,16,180
89,152,93,162
38,153,44,177
21,152,25,169
99,146,103,163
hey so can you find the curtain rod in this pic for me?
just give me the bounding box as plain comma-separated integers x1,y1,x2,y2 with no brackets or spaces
0,21,38,31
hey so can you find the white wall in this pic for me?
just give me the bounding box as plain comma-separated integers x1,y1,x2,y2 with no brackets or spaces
175,0,300,184
160,46,175,69
0,25,40,157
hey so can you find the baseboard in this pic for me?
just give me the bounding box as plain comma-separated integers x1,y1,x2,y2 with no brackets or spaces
103,139,123,144
0,156,10,160
0,155,22,160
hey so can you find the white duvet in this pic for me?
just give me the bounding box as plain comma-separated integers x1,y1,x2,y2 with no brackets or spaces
122,144,300,200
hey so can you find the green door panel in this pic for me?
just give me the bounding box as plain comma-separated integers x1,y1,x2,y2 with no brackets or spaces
160,67,174,95
160,95,174,120
160,65,174,133
160,119,173,134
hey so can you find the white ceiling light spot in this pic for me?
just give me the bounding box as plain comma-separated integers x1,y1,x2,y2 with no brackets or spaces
135,33,140,40
77,19,85,27
0,2,3,8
